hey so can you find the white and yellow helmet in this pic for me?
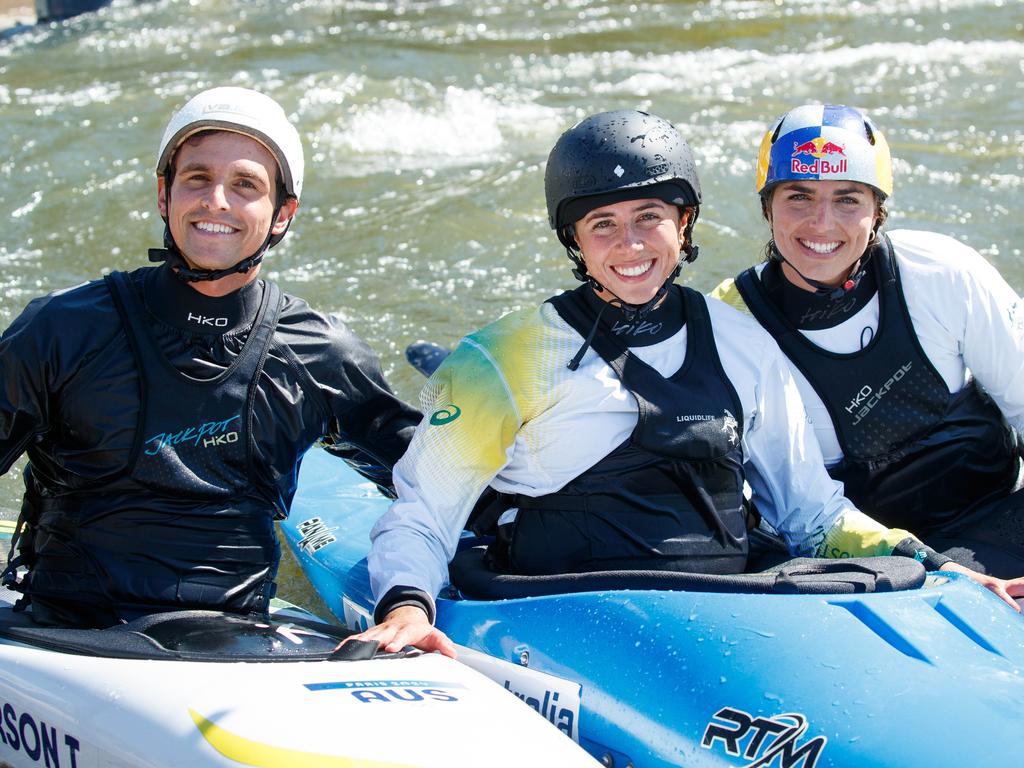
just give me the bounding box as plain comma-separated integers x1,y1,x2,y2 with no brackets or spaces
755,104,892,199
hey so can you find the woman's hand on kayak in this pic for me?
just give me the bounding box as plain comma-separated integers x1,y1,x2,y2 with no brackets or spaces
939,562,1024,611
345,605,458,658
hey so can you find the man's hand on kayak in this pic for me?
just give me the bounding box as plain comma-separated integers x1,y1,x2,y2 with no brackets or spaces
345,605,458,658
940,562,1024,611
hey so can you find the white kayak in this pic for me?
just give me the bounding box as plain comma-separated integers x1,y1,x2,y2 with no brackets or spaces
0,579,599,768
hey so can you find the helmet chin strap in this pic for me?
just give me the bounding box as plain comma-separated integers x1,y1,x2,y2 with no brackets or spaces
568,246,695,323
769,241,867,301
565,250,692,371
149,224,275,283
591,264,680,323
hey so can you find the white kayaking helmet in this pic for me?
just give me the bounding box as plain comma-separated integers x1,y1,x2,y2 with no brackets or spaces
755,103,893,199
156,86,304,201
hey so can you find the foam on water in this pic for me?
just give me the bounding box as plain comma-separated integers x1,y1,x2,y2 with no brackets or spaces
516,38,1024,100
695,0,1019,19
10,191,42,219
315,86,563,175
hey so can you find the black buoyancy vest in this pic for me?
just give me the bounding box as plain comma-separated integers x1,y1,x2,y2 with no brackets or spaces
736,236,1019,534
506,286,749,576
22,271,285,624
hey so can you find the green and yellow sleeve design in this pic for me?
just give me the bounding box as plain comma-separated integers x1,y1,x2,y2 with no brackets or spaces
815,509,915,559
401,306,577,518
708,277,751,315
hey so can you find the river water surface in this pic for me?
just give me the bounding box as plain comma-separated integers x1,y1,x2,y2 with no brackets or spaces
1,0,1022,602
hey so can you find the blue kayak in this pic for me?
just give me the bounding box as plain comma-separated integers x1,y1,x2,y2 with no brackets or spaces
283,447,1024,768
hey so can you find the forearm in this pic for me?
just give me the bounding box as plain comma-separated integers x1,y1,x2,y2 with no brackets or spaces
813,508,950,569
367,336,522,619
744,345,849,551
325,366,421,494
368,491,455,624
0,346,48,477
334,389,421,468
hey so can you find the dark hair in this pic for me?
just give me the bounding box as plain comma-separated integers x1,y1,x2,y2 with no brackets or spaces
758,186,888,263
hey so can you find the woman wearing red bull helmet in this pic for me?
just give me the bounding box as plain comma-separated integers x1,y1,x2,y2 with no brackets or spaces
354,109,1020,657
714,103,1024,593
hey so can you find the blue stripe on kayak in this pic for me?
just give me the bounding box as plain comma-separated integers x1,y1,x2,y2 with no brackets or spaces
305,680,467,692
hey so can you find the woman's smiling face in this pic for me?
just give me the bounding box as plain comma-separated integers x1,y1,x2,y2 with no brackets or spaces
768,179,878,291
573,198,689,305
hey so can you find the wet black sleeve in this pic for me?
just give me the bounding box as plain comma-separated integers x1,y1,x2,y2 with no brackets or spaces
0,298,52,476
0,282,124,479
892,536,952,571
278,301,421,495
322,332,422,497
373,585,435,625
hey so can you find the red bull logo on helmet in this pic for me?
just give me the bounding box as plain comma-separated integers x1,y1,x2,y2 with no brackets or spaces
791,137,847,175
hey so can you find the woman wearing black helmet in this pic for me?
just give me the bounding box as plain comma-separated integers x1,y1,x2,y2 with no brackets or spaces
714,103,1024,585
359,110,1021,657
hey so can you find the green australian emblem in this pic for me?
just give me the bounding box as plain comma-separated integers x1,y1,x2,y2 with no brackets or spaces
430,404,462,426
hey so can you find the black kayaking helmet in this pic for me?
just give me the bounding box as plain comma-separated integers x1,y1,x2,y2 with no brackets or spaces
544,109,702,288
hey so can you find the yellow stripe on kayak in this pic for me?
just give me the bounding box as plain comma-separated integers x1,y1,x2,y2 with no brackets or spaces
0,520,15,537
189,709,416,768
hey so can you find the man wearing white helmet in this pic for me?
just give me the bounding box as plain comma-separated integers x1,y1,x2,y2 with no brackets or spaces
714,103,1024,586
150,85,305,288
0,87,419,627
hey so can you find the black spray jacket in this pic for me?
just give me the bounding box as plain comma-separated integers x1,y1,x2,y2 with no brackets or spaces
0,264,419,626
